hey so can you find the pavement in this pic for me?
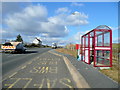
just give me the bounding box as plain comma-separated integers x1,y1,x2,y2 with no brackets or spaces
1,48,119,89
52,50,119,88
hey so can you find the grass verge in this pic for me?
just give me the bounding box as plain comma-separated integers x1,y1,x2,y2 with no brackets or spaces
100,59,119,83
55,48,77,58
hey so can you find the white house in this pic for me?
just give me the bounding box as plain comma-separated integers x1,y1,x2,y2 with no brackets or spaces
32,37,42,45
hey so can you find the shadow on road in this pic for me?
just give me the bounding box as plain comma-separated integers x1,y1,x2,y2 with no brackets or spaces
2,50,38,54
24,50,38,54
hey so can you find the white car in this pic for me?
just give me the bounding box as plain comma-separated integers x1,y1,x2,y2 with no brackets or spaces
52,43,57,49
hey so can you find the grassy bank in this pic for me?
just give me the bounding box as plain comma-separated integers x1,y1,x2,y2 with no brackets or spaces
55,48,77,58
100,59,119,82
55,45,119,83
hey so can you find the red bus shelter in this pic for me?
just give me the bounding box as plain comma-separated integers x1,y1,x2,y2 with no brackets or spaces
81,25,112,67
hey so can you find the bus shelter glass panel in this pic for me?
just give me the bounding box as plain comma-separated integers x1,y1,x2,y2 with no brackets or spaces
90,32,94,64
96,31,110,47
81,36,85,61
94,29,112,67
84,35,89,64
104,32,110,46
95,50,110,66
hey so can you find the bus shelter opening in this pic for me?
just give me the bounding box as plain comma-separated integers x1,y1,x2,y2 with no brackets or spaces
81,25,112,67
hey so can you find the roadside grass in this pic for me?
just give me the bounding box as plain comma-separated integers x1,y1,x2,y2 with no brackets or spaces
100,60,119,83
55,46,119,83
55,48,77,58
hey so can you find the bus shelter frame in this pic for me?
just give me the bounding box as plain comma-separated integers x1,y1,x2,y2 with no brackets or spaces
81,28,112,67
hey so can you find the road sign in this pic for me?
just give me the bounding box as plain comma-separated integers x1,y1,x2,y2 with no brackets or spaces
76,44,80,50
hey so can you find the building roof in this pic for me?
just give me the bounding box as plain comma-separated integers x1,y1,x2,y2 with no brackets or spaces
10,42,22,46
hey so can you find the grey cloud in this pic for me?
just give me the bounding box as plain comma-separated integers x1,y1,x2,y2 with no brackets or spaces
3,4,69,42
40,22,68,37
2,2,25,18
2,2,31,16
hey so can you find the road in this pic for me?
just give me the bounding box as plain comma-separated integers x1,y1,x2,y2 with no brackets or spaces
2,48,51,76
2,48,117,89
2,48,77,89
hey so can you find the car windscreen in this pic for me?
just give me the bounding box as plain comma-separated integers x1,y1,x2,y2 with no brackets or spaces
3,43,13,46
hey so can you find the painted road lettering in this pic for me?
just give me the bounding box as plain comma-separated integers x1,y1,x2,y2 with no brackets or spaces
8,78,21,88
49,67,57,73
4,78,32,88
4,78,73,88
59,78,73,88
30,67,57,74
38,61,57,65
46,78,57,88
3,54,74,88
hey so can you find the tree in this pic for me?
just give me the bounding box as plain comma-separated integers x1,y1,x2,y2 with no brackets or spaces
16,34,23,43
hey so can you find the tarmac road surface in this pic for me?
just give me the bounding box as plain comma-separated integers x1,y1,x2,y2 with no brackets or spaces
2,48,76,88
2,48,51,76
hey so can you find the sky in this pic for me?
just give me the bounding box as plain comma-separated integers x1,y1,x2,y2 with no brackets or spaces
1,2,119,45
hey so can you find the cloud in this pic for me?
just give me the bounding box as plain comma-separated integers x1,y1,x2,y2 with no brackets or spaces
2,2,21,15
2,3,89,45
58,39,74,46
0,3,2,24
56,7,70,14
109,26,120,31
3,4,88,39
49,11,88,26
113,37,120,43
71,2,84,7
1,28,17,39
2,2,31,18
40,22,68,37
40,37,62,45
73,32,82,41
70,32,83,44
58,32,82,46
3,4,47,37
66,11,88,26
3,4,68,39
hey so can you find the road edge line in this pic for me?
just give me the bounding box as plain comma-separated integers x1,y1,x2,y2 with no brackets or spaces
49,51,90,88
